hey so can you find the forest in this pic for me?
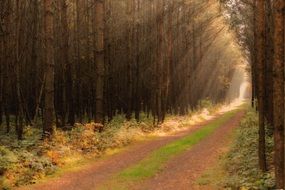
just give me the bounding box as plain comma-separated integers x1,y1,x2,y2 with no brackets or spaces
0,0,284,189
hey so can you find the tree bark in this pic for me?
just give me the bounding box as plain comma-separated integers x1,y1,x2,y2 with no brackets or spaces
255,0,267,172
94,0,105,127
264,0,274,130
43,0,55,138
61,0,75,126
126,0,133,121
134,0,141,122
156,0,164,124
272,0,285,188
15,0,23,140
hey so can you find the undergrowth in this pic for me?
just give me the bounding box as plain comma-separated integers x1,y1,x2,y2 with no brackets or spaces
0,114,153,189
223,109,275,189
0,100,220,189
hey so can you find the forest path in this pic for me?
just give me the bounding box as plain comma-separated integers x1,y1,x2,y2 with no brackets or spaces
136,110,244,190
20,109,245,190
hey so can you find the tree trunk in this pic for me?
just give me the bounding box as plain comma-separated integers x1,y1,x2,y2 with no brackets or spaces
134,0,141,122
255,0,267,172
15,0,23,140
61,0,75,126
272,0,285,188
3,0,11,134
75,0,83,123
43,0,55,138
94,0,105,127
156,0,164,124
264,0,273,130
126,0,133,121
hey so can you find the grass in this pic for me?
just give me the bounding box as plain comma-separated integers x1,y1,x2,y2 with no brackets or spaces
195,152,228,189
196,108,275,190
222,109,275,189
99,109,239,190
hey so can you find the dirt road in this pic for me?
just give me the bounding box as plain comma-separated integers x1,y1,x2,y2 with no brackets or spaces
21,110,244,190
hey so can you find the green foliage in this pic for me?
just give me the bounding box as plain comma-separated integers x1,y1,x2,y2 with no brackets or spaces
197,98,221,113
0,146,17,174
223,110,275,189
14,151,56,186
198,98,214,110
0,127,57,188
0,144,56,188
107,114,126,129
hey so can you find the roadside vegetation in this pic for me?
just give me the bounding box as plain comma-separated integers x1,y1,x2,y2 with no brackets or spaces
197,108,275,189
223,109,275,189
0,100,219,189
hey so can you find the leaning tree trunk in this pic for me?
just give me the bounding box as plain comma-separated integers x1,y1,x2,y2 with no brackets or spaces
272,0,285,188
43,0,55,138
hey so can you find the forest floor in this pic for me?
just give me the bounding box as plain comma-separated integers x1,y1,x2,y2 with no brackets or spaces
19,105,245,190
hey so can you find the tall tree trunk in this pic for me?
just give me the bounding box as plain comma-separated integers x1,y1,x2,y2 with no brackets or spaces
104,0,113,121
264,0,273,129
163,0,173,121
191,12,196,108
75,0,82,123
251,2,256,108
61,0,75,126
255,0,267,172
126,0,133,120
156,0,164,124
15,0,23,140
0,33,3,126
134,0,141,122
272,0,285,188
94,0,105,127
43,0,55,138
3,0,11,133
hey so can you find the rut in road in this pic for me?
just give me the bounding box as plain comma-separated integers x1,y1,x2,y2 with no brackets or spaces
137,111,244,190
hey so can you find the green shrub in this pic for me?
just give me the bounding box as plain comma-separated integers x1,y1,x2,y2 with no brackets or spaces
14,152,56,186
107,114,126,129
198,98,214,111
0,146,18,175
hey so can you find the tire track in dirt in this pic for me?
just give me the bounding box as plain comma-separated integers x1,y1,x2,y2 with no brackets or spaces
20,115,221,190
137,111,245,190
